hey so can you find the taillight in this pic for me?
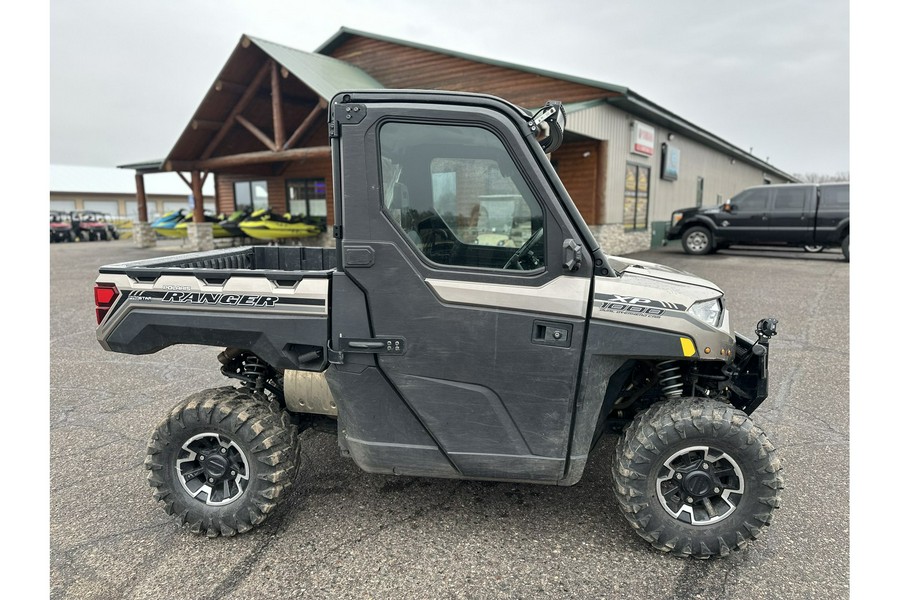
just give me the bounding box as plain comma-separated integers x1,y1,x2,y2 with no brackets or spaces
94,282,119,324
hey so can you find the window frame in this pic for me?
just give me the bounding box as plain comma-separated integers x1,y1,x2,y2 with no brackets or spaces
376,119,550,275
233,180,269,212
623,162,650,232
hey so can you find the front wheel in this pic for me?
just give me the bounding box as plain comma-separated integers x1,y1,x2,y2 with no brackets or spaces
803,244,824,253
681,226,714,255
841,236,849,261
145,387,300,537
612,398,783,558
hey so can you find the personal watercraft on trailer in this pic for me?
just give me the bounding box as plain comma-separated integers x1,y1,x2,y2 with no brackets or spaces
151,209,189,238
173,210,232,238
237,209,321,240
217,208,253,238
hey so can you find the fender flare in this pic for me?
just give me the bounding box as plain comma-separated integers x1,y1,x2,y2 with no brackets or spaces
680,215,720,238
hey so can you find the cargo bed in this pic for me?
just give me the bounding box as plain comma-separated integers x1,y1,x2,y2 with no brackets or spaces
95,245,335,371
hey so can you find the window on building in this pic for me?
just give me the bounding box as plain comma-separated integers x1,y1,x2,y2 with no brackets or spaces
696,176,704,207
624,164,650,231
379,121,544,271
234,180,269,212
83,200,120,215
50,200,76,213
287,179,327,231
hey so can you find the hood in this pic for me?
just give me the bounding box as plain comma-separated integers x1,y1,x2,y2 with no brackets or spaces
606,255,723,296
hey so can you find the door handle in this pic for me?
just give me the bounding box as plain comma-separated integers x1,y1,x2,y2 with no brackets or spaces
532,320,572,348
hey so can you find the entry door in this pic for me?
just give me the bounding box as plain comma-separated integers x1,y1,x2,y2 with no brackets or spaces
337,100,591,482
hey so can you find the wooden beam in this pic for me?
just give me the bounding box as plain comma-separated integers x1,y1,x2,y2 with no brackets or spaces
135,174,148,222
191,171,205,222
166,145,330,172
284,104,325,151
191,119,224,130
216,78,314,107
214,79,247,95
235,114,277,152
176,171,192,189
271,61,285,150
201,62,271,160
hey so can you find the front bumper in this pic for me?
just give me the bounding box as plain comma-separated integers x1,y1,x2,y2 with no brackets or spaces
664,225,683,241
728,332,771,415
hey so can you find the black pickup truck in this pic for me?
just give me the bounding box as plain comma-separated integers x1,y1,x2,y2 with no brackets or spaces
666,182,849,260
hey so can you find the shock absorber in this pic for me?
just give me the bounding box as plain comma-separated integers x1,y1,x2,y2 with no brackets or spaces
657,360,684,398
218,348,270,391
242,354,268,391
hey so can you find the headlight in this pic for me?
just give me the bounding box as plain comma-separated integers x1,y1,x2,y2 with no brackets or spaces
688,298,723,328
671,212,683,227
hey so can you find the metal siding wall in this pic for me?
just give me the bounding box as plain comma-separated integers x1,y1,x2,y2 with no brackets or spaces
568,104,650,226
651,133,792,221
567,104,793,225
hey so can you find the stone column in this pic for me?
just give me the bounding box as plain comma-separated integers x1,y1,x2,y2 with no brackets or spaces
187,222,215,252
132,222,157,248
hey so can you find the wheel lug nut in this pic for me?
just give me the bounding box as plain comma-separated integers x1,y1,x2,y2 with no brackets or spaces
231,471,236,476
220,447,227,454
702,463,709,470
198,455,205,461
687,497,694,503
675,473,682,480
207,478,214,483
714,487,720,494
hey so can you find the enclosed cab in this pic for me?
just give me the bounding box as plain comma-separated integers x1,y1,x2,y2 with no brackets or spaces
96,90,782,559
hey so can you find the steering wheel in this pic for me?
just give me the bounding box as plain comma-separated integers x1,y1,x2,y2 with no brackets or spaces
503,227,544,270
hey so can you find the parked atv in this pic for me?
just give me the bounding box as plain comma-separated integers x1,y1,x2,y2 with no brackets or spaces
50,211,75,242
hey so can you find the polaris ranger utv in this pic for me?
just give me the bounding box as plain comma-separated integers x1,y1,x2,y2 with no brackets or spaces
94,90,782,559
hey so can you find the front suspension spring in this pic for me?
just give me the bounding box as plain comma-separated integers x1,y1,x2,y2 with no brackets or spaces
657,360,683,398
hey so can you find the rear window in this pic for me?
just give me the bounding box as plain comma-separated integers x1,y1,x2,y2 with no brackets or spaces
821,185,849,209
771,187,808,212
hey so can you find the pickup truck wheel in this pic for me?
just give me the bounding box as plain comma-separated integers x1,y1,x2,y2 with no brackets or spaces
841,236,849,261
803,244,824,253
612,397,783,559
681,227,714,255
145,386,299,537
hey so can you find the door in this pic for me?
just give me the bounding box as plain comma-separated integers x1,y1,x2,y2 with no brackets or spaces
624,164,650,231
716,187,770,243
764,185,814,244
331,93,592,482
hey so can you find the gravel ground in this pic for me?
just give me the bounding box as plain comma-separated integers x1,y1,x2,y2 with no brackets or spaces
46,239,850,599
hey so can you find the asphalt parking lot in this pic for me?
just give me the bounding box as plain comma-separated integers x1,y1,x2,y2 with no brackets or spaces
49,239,849,599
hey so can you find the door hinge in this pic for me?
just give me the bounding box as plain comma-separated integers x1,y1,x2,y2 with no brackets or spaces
333,225,343,239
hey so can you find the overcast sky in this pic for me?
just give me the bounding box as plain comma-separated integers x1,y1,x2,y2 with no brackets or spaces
49,0,849,176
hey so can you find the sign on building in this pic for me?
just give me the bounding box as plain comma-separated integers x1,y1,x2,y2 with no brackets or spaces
631,121,656,157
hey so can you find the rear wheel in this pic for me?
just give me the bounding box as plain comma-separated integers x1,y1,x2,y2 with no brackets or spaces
803,244,824,253
841,236,849,261
612,397,783,558
145,387,299,537
681,226,714,255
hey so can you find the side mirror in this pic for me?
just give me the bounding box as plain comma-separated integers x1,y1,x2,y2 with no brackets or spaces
533,101,566,154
